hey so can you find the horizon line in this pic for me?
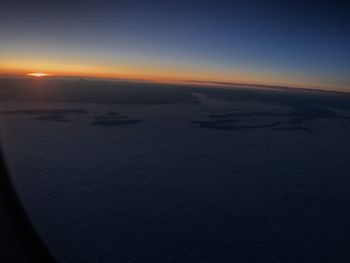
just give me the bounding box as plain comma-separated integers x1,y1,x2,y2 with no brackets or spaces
1,73,349,95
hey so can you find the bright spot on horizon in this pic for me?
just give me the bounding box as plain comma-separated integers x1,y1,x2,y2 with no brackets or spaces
27,72,50,77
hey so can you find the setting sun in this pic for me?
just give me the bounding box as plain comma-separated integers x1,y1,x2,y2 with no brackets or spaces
27,72,50,77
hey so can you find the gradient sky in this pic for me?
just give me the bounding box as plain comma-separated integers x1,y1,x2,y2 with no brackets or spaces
1,0,349,90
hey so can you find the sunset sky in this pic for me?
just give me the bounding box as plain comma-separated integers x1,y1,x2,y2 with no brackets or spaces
1,0,349,91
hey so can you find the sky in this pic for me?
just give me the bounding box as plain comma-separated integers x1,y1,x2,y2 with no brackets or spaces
0,0,349,91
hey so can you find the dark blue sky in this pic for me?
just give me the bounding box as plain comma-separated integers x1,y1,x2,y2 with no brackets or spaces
1,0,349,89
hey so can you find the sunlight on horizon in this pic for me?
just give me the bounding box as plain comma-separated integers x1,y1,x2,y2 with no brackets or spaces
27,72,50,77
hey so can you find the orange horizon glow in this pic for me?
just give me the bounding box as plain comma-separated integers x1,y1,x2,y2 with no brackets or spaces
0,60,349,93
